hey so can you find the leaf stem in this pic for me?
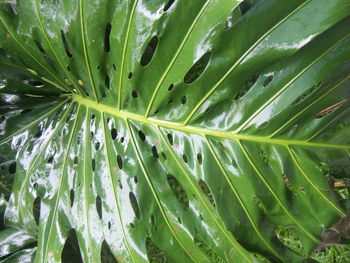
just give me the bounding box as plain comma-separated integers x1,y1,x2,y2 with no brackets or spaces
72,94,350,151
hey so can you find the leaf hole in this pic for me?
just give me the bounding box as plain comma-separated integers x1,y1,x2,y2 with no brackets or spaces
292,82,321,105
95,142,100,151
129,192,141,220
168,84,174,92
70,189,75,207
224,7,240,30
263,75,273,87
150,215,155,227
259,121,269,129
33,196,41,225
181,96,187,104
48,156,54,164
161,152,167,160
8,162,16,174
182,154,188,163
105,75,110,90
96,195,102,219
128,72,133,79
92,159,96,171
34,40,46,54
234,74,259,100
25,80,45,88
111,128,118,140
104,23,112,53
205,105,214,113
118,179,123,189
61,229,83,263
258,149,269,164
167,133,173,145
197,153,203,165
146,238,168,262
199,179,215,208
164,0,175,11
184,52,211,84
132,90,138,98
231,158,238,168
60,30,73,58
140,36,159,67
194,237,222,262
152,146,159,159
167,174,189,211
239,0,256,15
275,226,305,256
176,217,181,225
134,176,138,184
138,130,146,142
101,239,118,263
34,129,42,138
117,155,123,169
21,109,33,114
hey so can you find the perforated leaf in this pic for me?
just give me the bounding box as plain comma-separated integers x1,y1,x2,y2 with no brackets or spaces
1,0,350,262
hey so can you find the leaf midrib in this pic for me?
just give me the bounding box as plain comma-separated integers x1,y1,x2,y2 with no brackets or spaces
72,94,349,151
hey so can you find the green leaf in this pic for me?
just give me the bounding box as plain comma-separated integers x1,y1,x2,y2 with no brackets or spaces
1,0,350,262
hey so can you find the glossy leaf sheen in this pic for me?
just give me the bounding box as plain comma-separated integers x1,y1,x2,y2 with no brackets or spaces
0,0,350,262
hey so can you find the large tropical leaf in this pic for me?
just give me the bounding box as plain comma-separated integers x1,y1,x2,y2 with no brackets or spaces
1,0,350,262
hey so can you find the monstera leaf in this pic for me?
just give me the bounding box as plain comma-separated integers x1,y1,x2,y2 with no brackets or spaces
1,0,350,262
